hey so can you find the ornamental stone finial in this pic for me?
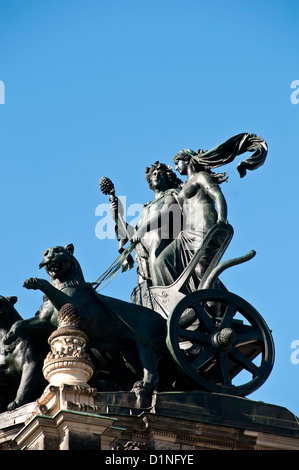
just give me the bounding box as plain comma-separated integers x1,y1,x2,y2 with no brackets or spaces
57,302,81,329
42,303,94,387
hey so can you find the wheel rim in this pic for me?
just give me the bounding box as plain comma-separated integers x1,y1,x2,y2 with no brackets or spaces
166,289,275,396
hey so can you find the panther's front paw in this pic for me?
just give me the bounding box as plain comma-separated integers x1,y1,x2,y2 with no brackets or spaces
23,277,44,290
7,399,21,411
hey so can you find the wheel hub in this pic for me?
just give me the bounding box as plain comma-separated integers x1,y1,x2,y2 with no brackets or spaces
211,327,236,352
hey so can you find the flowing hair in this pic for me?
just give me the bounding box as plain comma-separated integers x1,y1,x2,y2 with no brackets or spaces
174,150,228,184
174,133,268,182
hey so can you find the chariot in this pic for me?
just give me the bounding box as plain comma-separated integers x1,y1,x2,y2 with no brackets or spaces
129,223,275,397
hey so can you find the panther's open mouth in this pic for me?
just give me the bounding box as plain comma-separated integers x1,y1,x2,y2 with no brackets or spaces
48,261,63,275
40,260,64,278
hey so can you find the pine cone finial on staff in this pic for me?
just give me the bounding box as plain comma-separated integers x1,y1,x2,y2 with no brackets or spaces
99,176,115,195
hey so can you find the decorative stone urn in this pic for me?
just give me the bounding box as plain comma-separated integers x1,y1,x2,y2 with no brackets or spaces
43,303,94,387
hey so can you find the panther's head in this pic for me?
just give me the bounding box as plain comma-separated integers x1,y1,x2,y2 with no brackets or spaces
39,244,76,280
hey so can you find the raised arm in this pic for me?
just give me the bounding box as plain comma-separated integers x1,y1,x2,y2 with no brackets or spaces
110,195,135,240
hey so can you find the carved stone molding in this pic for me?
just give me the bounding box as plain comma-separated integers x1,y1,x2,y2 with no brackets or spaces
36,383,102,417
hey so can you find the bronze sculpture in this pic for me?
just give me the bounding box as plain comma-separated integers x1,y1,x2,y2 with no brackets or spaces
94,132,274,397
1,131,274,410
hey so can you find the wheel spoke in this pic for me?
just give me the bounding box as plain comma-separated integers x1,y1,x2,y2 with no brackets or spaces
235,330,263,346
219,353,231,385
178,327,209,344
194,304,215,332
191,347,215,370
229,348,260,377
219,303,237,328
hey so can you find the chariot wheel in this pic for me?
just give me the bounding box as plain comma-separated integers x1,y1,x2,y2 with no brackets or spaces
166,289,274,396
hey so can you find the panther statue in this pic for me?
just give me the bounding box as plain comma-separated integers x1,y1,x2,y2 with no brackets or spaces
5,244,171,403
0,296,47,410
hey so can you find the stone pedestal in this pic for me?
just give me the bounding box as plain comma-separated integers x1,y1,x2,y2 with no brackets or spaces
100,391,299,451
12,408,123,450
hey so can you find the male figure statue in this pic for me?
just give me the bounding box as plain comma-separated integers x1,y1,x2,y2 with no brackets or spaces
109,162,182,309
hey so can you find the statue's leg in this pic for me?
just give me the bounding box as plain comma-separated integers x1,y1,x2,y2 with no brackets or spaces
7,360,40,411
5,316,53,343
0,367,8,385
153,239,180,286
132,342,160,408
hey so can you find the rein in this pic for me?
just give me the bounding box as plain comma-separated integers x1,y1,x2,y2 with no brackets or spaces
91,241,138,290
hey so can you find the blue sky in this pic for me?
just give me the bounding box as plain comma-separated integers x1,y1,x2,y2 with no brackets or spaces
1,0,299,416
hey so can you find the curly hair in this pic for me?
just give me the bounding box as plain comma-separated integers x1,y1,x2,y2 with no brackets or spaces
145,161,183,190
